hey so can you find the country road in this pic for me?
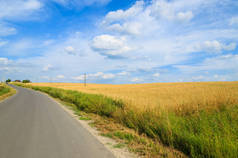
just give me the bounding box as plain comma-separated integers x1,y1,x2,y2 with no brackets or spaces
0,85,115,158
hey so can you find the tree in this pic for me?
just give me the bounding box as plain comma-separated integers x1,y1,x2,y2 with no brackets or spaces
14,80,21,82
22,80,31,83
6,79,11,83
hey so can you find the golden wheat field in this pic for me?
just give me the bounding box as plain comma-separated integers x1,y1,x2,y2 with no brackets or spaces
29,81,238,113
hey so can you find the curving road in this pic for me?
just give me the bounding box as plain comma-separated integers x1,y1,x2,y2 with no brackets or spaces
0,85,115,158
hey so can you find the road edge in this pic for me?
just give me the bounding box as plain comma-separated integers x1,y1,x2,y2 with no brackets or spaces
26,87,136,158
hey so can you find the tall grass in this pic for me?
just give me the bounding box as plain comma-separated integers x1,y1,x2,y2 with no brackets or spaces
14,82,238,158
0,83,10,96
27,85,123,117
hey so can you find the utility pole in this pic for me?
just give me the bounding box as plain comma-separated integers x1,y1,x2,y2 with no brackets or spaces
84,73,86,87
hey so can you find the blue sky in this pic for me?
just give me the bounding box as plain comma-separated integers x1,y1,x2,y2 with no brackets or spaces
0,0,238,83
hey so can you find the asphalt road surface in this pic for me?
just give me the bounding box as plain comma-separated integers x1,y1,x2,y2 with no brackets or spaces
0,85,115,158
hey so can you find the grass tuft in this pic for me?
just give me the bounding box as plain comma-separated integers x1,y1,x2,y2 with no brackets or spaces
0,83,16,101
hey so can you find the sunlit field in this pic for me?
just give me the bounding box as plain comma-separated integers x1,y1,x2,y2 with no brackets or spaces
30,81,238,114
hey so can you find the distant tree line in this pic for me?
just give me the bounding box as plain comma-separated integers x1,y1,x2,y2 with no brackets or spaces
22,80,31,83
5,79,31,83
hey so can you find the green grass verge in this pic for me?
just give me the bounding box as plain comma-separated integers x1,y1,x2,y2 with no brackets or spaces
0,84,10,96
13,83,238,158
0,83,16,101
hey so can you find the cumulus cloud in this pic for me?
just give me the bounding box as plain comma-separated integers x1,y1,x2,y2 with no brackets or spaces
102,1,159,36
192,75,205,81
0,0,43,42
106,22,143,35
89,72,115,79
0,0,43,20
101,73,115,79
3,39,35,56
91,34,131,58
195,40,236,53
0,23,17,36
56,75,65,79
72,75,84,81
40,76,49,80
96,0,210,63
43,64,53,71
176,54,238,73
229,16,238,26
149,0,194,22
100,0,221,38
176,11,194,22
0,58,10,65
73,72,116,81
172,54,238,82
64,46,76,55
103,1,144,24
117,71,129,76
0,58,20,74
153,73,160,77
131,77,143,82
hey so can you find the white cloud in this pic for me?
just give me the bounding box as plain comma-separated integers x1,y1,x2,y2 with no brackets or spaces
117,71,129,76
0,0,42,39
103,1,144,24
131,77,143,82
0,23,17,36
192,75,205,81
43,64,53,71
102,73,115,79
214,74,219,78
176,54,238,73
0,58,10,65
229,16,238,26
73,72,115,80
195,40,236,53
41,76,49,79
97,0,212,64
223,42,236,51
106,22,143,35
64,46,76,55
89,72,115,79
149,0,196,22
0,67,11,72
90,72,104,77
101,0,221,38
0,40,8,47
153,73,160,77
4,39,34,56
56,75,65,79
102,1,159,36
91,34,131,58
72,75,84,81
0,0,43,20
176,11,194,22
